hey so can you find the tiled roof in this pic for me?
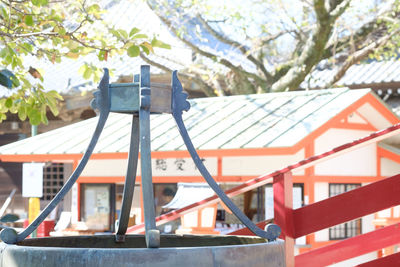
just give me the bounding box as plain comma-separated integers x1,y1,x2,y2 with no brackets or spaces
301,60,400,89
0,88,371,155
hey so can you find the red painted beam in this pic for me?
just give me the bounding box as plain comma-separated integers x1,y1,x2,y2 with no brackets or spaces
295,222,400,267
274,172,294,238
127,124,400,234
356,251,400,267
274,172,295,267
293,174,400,238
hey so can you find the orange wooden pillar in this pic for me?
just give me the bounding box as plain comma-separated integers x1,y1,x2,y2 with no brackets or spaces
274,171,295,267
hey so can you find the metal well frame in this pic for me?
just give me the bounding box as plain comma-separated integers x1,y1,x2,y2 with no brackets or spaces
0,65,280,248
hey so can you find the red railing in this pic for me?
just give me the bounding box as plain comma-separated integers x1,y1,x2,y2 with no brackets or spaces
126,123,400,266
296,220,400,266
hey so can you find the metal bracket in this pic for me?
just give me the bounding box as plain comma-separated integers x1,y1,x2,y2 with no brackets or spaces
0,69,111,244
0,66,280,246
171,71,281,241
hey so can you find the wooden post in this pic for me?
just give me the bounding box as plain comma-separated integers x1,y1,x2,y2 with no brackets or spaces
29,124,39,238
273,171,294,267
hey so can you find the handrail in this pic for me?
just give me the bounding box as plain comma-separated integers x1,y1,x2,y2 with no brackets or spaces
293,173,400,238
127,123,400,234
229,174,400,239
296,222,400,267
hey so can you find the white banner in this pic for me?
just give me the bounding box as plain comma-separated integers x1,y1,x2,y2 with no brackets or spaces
22,163,44,198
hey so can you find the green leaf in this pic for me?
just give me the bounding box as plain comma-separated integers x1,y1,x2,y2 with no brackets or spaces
31,0,40,6
98,50,107,61
87,4,100,13
118,29,128,39
0,99,7,112
58,27,66,36
0,7,7,19
78,64,87,75
0,113,6,122
47,90,63,100
141,42,154,53
9,103,18,113
131,34,148,40
127,45,140,57
41,105,48,125
110,29,121,39
25,15,34,26
28,108,41,125
83,67,92,79
46,98,59,116
10,75,20,87
18,105,27,121
129,27,140,37
5,98,12,109
151,39,171,49
66,52,79,59
140,44,150,55
21,43,33,53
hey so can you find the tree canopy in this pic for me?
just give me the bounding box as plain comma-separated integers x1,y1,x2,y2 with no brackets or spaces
147,0,400,96
0,0,167,125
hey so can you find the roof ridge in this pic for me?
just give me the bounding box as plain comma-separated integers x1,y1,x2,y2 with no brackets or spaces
190,87,352,103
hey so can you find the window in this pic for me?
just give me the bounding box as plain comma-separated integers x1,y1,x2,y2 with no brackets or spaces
80,183,115,231
329,183,361,240
42,163,64,201
153,183,177,216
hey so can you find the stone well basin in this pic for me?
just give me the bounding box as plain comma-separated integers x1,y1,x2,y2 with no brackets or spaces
0,234,284,267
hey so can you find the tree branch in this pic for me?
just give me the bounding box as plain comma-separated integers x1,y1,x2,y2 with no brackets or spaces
325,27,400,87
149,5,267,89
196,14,272,81
259,30,296,45
329,0,351,20
0,31,59,38
270,0,333,91
68,33,108,51
326,1,397,57
270,0,351,91
139,53,217,96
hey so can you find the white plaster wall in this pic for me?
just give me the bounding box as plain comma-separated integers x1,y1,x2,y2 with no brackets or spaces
357,102,400,144
393,206,400,217
357,102,391,129
150,157,218,177
327,252,377,267
381,158,400,177
81,159,128,176
81,158,218,177
378,208,391,218
362,214,375,234
314,182,329,202
222,149,305,176
347,112,368,124
360,183,375,235
314,129,376,176
314,182,329,241
314,229,329,242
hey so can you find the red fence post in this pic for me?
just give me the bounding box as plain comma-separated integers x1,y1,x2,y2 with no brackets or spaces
274,171,295,267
